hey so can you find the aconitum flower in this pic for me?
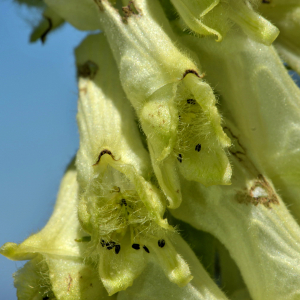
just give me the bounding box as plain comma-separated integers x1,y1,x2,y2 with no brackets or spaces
2,0,300,299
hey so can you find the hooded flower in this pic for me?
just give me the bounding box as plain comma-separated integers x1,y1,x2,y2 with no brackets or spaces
75,33,194,295
180,26,300,223
89,0,232,209
4,0,300,299
0,159,230,300
170,0,279,45
0,162,113,300
168,27,300,299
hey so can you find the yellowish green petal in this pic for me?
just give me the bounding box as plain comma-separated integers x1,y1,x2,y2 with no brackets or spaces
171,155,300,300
171,0,279,45
226,0,279,46
170,0,227,41
259,1,300,73
75,32,192,294
46,256,111,300
99,235,147,296
182,27,300,223
13,256,53,300
118,234,229,300
1,163,82,260
95,0,231,207
75,33,168,227
230,289,252,300
43,0,101,30
1,163,112,300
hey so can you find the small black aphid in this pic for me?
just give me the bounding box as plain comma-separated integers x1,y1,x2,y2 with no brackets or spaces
158,239,165,248
115,244,121,254
187,99,196,105
106,241,115,250
132,243,140,250
177,154,183,163
43,297,50,300
143,245,150,253
195,144,202,152
121,199,127,206
101,239,105,247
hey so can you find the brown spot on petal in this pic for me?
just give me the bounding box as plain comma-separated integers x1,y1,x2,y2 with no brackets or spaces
237,175,279,208
122,1,140,23
79,87,87,94
67,274,73,291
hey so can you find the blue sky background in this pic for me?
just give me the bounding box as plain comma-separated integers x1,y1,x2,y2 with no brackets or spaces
0,2,90,298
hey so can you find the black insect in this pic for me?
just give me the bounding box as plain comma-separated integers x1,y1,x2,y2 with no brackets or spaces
101,239,106,247
121,199,127,206
132,243,140,250
43,297,50,300
158,239,165,248
195,144,202,152
177,154,183,163
115,244,121,254
106,241,116,250
187,99,196,105
143,245,150,253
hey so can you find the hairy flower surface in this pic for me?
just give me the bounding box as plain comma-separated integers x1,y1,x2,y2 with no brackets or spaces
181,27,300,223
172,154,300,300
93,0,232,209
170,0,279,44
0,163,114,300
258,0,300,74
3,0,300,299
75,33,195,295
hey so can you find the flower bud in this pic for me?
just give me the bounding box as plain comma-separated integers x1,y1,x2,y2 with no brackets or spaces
258,0,300,73
171,0,279,45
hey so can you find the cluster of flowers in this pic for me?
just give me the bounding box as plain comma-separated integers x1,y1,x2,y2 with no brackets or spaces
2,0,300,299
